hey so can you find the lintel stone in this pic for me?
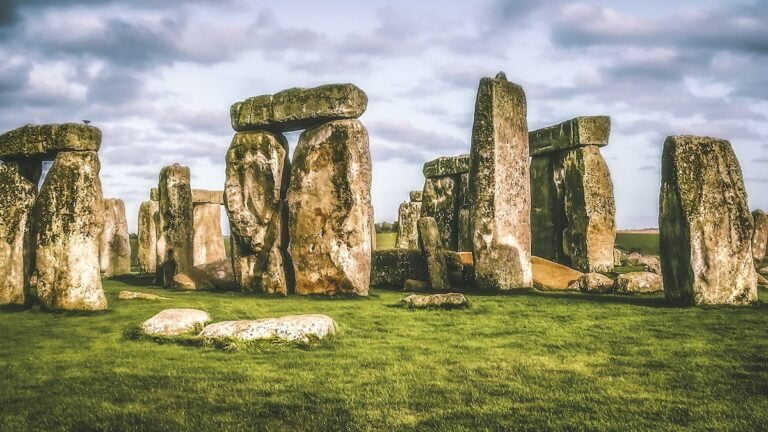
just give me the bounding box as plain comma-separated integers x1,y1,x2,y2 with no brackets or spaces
0,123,101,160
422,154,470,178
529,116,610,156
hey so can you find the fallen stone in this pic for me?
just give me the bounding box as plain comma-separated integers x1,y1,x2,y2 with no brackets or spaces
627,252,643,266
225,131,290,295
142,308,211,336
173,273,197,290
99,198,131,277
137,200,158,274
531,256,583,291
660,135,757,305
158,164,195,286
0,163,37,305
118,291,168,300
468,72,532,290
614,272,663,295
569,273,614,294
401,293,469,309
179,259,237,291
410,190,423,202
199,314,337,343
288,119,372,296
0,123,101,159
420,176,460,251
33,151,107,311
752,209,768,262
529,116,610,157
193,203,226,266
231,83,367,132
191,189,224,205
457,252,473,266
418,217,450,290
371,249,465,288
395,201,421,249
403,279,430,291
640,256,662,275
422,155,470,178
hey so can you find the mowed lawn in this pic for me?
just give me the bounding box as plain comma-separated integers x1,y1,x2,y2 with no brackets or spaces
1,278,767,431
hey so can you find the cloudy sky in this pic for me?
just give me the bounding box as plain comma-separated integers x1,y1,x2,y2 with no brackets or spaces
1,0,767,232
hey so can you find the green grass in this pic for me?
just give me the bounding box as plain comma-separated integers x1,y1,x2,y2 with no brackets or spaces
376,232,397,250
1,279,767,431
615,232,660,256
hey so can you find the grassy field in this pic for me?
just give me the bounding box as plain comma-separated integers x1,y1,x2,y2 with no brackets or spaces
376,232,397,250
0,279,767,431
615,232,660,256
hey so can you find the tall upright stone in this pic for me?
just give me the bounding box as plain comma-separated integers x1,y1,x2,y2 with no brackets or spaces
99,198,131,277
158,164,194,287
395,200,422,249
191,190,226,266
468,72,532,290
0,162,37,305
137,200,158,274
529,116,615,272
224,131,290,295
659,135,757,305
417,217,450,290
752,209,768,263
288,119,372,296
33,151,107,310
420,155,469,251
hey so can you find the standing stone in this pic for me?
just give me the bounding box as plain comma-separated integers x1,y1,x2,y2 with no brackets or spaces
99,198,131,277
752,209,768,263
410,190,423,202
420,176,459,250
457,208,472,252
33,151,106,310
554,146,616,272
158,164,194,287
0,163,37,305
468,72,532,290
288,119,372,296
395,201,422,249
193,203,226,266
659,135,757,305
417,217,450,290
137,200,158,274
224,131,290,295
530,155,563,262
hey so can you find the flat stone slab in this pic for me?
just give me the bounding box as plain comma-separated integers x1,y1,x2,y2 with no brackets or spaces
142,308,211,336
401,293,469,308
569,273,614,294
191,189,224,205
199,314,337,343
0,123,101,159
230,83,367,132
614,272,663,294
531,256,583,291
529,116,610,156
118,291,169,300
422,154,470,178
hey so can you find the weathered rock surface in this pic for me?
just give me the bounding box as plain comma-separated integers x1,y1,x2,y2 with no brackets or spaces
0,163,37,305
99,198,131,277
554,146,616,272
529,116,610,156
531,256,583,291
142,308,211,336
224,131,289,295
614,272,663,294
468,73,532,290
420,176,459,251
660,135,757,305
137,200,158,274
757,273,768,286
33,151,107,311
173,273,196,290
403,279,430,291
530,155,562,262
191,189,224,205
395,201,421,249
569,273,614,294
118,291,168,300
173,259,237,291
422,155,470,178
457,208,472,252
370,249,464,288
193,203,226,266
150,188,159,201
0,123,101,159
158,164,195,287
614,249,625,267
401,293,469,309
640,256,661,275
199,314,337,343
288,119,372,296
418,217,450,290
752,209,768,262
231,84,367,132
627,252,643,266
409,190,423,202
